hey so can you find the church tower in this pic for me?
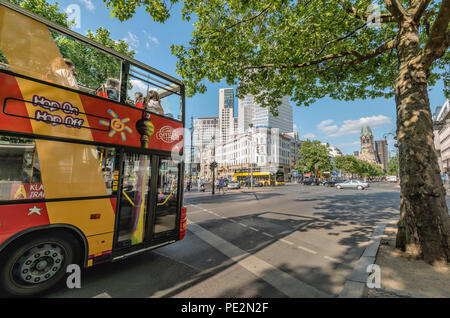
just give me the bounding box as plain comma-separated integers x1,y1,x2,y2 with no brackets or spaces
359,125,377,164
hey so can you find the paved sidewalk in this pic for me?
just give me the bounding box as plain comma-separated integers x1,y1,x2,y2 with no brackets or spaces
339,219,397,298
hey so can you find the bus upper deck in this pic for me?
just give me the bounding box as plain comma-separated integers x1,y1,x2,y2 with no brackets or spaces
0,0,185,149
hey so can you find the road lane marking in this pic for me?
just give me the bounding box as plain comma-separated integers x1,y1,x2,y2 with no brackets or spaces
186,210,206,215
189,203,320,257
297,245,318,255
187,221,329,298
280,239,294,245
92,292,112,298
324,256,340,263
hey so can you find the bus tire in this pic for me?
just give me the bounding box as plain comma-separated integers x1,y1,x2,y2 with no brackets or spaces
0,230,81,298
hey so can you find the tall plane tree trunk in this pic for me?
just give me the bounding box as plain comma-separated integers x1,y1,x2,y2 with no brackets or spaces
395,17,450,264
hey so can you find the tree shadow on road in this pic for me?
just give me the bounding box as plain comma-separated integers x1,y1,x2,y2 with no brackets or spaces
48,190,400,298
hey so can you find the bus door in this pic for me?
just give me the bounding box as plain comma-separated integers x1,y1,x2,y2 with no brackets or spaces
152,157,180,237
116,151,152,248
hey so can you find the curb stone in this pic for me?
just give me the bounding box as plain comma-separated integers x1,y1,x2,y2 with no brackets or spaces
339,219,396,298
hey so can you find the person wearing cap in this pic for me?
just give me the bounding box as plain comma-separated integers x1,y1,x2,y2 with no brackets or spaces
96,78,120,101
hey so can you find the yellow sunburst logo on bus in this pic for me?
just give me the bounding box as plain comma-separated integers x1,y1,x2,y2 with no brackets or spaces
99,109,133,141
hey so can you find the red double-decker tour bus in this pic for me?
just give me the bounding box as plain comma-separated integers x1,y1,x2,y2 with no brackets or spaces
0,1,186,297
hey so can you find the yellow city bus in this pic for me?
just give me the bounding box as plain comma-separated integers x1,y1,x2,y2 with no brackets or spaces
234,169,285,186
0,1,186,297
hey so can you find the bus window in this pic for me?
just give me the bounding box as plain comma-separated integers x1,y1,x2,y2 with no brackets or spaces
0,7,123,97
128,66,182,120
51,31,123,97
97,147,116,195
0,49,10,72
0,136,44,201
154,159,179,234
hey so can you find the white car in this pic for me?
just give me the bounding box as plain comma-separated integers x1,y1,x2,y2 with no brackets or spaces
227,181,241,189
336,180,369,190
386,175,398,182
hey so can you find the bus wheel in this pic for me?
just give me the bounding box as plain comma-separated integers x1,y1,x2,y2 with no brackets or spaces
0,231,80,297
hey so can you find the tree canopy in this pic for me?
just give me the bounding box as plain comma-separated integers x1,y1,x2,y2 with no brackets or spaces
387,154,399,175
334,155,360,176
9,0,70,27
55,27,135,90
103,0,448,113
333,154,385,177
4,0,135,91
296,140,332,174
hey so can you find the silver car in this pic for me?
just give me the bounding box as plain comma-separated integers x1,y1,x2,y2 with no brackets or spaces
335,180,369,190
227,181,241,189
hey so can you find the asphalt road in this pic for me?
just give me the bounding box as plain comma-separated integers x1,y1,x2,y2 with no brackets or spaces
48,182,403,298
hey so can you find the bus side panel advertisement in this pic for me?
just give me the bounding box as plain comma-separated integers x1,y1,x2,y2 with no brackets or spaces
0,72,184,153
80,94,184,152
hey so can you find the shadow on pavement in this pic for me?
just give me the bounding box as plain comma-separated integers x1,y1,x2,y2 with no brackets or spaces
48,187,401,298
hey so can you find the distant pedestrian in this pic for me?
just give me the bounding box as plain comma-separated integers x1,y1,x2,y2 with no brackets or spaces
218,177,225,195
187,181,191,192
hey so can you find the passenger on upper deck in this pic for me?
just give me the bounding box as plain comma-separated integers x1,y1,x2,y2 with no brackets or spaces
49,57,78,89
96,78,120,102
145,90,164,115
134,92,144,109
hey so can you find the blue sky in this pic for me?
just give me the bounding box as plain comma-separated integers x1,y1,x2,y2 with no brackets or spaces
52,0,447,156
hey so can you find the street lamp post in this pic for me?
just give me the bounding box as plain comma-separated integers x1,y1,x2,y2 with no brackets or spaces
383,131,399,179
189,116,194,185
210,161,218,194
249,123,254,190
211,132,217,195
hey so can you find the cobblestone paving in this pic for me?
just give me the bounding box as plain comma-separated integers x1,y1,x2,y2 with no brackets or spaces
367,288,412,298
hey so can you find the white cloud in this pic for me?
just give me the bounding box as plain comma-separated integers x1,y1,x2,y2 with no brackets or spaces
148,35,160,46
318,120,334,129
78,0,95,12
143,30,160,48
302,133,317,139
327,115,392,138
123,32,140,49
130,79,148,92
317,120,339,134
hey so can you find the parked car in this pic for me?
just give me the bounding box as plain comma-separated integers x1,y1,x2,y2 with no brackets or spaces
227,181,241,189
386,175,398,182
335,180,369,190
301,177,315,185
323,179,344,187
242,179,264,187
